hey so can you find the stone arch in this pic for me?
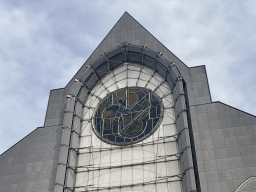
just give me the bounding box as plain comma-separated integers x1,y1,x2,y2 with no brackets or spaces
235,176,256,192
54,43,197,192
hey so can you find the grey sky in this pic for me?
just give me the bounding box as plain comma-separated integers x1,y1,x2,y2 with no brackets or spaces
1,0,256,154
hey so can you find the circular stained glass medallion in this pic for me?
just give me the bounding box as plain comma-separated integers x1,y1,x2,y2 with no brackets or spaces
93,87,163,145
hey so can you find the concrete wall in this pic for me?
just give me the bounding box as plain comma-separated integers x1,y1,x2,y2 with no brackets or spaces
0,126,62,192
44,88,65,127
184,63,256,191
190,102,256,192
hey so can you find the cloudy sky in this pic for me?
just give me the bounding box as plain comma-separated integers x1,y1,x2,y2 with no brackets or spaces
0,0,256,154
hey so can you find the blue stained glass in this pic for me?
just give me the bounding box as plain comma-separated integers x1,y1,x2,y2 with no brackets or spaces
106,135,115,142
116,136,124,142
138,133,145,139
93,87,162,145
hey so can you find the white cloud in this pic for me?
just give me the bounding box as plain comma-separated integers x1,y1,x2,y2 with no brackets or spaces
0,0,256,154
0,2,84,154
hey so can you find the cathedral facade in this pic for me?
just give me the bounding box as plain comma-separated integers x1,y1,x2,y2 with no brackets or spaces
1,12,256,192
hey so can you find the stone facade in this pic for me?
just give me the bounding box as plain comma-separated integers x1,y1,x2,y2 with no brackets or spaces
1,12,256,192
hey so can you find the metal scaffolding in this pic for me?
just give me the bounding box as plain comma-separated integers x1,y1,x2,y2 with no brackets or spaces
57,44,194,192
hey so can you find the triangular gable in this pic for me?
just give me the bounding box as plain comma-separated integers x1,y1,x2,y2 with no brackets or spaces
66,12,189,91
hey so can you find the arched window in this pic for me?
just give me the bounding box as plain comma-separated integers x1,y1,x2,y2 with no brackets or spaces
235,176,256,192
60,43,194,191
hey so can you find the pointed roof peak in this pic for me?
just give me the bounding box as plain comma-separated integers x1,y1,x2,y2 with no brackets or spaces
114,11,137,27
122,11,132,16
66,12,188,89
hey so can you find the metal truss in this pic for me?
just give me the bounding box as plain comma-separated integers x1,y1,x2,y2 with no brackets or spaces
60,44,188,192
74,176,182,192
77,135,178,154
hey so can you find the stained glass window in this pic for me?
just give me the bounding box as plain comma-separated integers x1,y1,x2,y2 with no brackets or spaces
93,87,163,144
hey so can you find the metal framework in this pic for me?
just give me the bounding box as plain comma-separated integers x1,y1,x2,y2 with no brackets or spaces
55,43,196,192
74,62,181,191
